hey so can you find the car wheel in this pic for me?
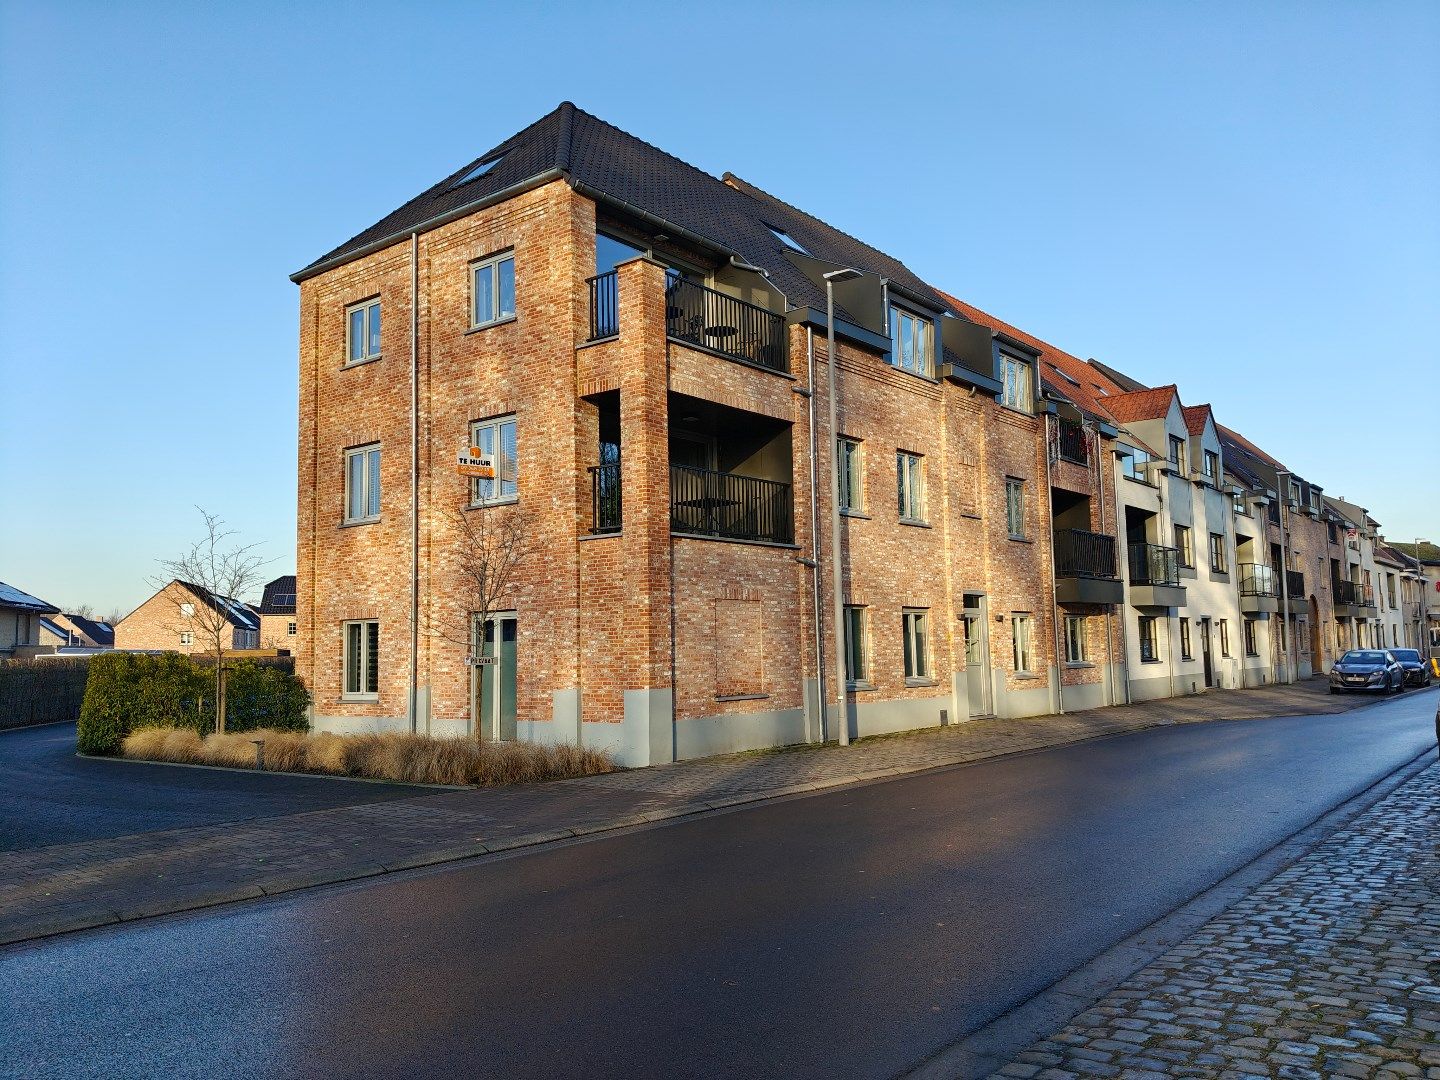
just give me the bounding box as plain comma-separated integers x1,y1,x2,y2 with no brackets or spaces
1330,687,1339,695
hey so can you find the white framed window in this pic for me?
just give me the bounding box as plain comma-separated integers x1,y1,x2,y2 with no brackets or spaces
1012,614,1035,673
343,620,379,699
1064,616,1088,664
902,608,930,680
843,605,868,684
344,444,382,524
470,415,518,504
897,451,925,522
838,438,864,513
1244,617,1258,656
179,631,193,647
1203,450,1219,482
287,621,297,636
1000,353,1033,413
1005,478,1027,539
1168,436,1187,473
888,306,933,376
471,252,516,328
1180,618,1193,660
1139,616,1160,662
346,298,381,365
1218,619,1230,657
1174,524,1193,567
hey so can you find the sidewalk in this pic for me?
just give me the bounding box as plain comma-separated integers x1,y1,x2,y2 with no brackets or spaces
982,758,1440,1080
0,678,1391,948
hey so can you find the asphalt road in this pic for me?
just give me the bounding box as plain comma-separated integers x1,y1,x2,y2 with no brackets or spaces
0,723,436,851
4,691,1436,1080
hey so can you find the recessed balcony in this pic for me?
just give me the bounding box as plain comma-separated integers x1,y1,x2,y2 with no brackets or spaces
1239,563,1279,613
1128,543,1186,608
1054,529,1123,604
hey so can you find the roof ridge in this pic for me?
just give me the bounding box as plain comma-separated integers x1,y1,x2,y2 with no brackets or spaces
570,103,731,186
555,100,575,173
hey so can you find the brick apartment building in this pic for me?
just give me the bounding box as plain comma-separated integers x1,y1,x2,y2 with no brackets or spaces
291,103,1428,764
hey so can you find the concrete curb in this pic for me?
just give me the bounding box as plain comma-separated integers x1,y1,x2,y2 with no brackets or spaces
897,744,1440,1080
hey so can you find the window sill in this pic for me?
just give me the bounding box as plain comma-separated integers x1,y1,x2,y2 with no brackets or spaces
1064,661,1095,669
339,518,380,529
466,496,519,511
465,315,518,336
960,511,982,520
341,355,382,370
1210,571,1231,583
1011,672,1042,680
340,694,379,704
1140,658,1163,664
884,362,941,385
904,677,937,687
840,509,871,520
898,518,932,529
716,693,769,703
1008,535,1031,544
846,681,876,692
998,404,1037,418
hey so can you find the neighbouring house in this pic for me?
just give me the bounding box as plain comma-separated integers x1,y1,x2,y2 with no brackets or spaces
0,581,61,658
290,102,1430,763
256,575,298,650
113,580,260,655
37,612,115,651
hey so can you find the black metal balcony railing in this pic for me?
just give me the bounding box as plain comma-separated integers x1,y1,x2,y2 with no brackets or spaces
1333,579,1374,607
1285,569,1305,597
666,278,788,374
670,465,793,544
589,462,622,533
1129,543,1181,587
587,271,619,341
1054,529,1117,578
1239,563,1278,597
1056,420,1089,466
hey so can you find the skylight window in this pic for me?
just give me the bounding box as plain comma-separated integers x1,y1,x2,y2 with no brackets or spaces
450,152,506,190
765,225,808,255
1093,385,1109,396
1048,363,1081,387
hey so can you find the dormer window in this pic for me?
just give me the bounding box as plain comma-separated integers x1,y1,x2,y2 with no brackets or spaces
765,225,808,255
888,305,933,377
1203,450,1219,482
1000,353,1033,413
1168,436,1186,474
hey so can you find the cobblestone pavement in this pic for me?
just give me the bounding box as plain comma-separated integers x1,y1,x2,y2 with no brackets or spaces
0,677,1406,948
986,761,1440,1080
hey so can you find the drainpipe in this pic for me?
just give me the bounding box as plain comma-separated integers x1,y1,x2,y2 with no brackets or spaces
409,231,420,734
1094,422,1117,706
801,327,825,743
1276,470,1294,684
825,275,852,746
1043,410,1063,715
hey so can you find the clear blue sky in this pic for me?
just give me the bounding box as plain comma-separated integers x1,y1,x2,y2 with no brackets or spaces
2,1,1436,616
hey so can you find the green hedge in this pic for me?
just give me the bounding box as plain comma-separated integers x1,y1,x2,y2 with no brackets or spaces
0,658,92,730
77,653,309,755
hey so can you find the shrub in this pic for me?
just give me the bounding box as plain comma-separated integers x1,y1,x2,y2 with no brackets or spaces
0,657,91,730
222,661,309,734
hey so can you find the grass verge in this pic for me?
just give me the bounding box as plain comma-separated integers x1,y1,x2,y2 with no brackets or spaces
119,727,617,786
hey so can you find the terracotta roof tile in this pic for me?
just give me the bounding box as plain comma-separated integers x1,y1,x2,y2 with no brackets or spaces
1181,404,1213,436
1101,385,1179,424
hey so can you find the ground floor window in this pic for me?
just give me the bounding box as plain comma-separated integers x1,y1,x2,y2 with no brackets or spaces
902,608,930,680
1179,618,1193,660
1218,619,1230,657
1244,618,1258,657
843,605,868,684
1064,615,1087,664
343,620,380,698
1138,616,1159,663
1012,613,1036,673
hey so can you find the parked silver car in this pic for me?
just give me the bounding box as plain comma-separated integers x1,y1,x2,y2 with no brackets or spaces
1328,649,1404,694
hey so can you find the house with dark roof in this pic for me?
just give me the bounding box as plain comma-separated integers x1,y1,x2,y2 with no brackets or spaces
37,612,115,652
0,581,60,658
256,575,297,650
113,580,260,655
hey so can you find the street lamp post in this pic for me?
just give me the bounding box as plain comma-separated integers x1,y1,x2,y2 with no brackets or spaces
1417,537,1431,660
824,268,862,746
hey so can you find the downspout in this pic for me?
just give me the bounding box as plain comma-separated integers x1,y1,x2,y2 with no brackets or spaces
1277,471,1294,684
803,327,825,743
825,288,848,745
1094,422,1116,706
409,231,420,734
1043,410,1063,715
666,339,678,762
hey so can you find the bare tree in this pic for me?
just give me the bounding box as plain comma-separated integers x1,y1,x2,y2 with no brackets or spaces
154,508,267,735
425,502,529,737
69,603,96,620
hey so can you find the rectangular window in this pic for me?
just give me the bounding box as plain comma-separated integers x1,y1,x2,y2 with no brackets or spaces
1064,616,1088,664
1119,443,1153,483
1209,532,1227,574
344,444,382,524
1218,619,1230,657
470,415,519,504
888,306,933,376
1168,436,1186,474
179,631,193,647
1203,450,1219,481
843,605,868,684
1012,614,1035,673
838,438,864,513
1179,618,1193,660
1005,478,1027,539
1244,617,1258,656
472,252,517,327
287,621,297,636
343,620,380,698
1139,616,1159,662
346,299,381,364
902,609,930,680
1001,354,1033,413
897,451,925,522
1174,524,1193,567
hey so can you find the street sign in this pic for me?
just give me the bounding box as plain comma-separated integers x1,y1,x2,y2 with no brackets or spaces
456,445,496,479
465,654,499,667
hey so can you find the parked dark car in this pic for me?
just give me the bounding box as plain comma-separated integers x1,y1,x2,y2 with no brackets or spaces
1390,649,1433,687
1328,650,1404,694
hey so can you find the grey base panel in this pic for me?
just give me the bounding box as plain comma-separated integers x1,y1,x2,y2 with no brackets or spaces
994,679,1054,719
623,688,673,768
1060,681,1107,713
675,706,809,760
1126,673,1175,703
311,714,411,735
1241,667,1274,689
852,694,949,739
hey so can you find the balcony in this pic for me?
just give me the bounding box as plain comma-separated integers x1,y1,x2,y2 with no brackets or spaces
586,270,619,341
1333,579,1377,618
1128,543,1186,608
670,465,793,544
1239,563,1279,613
589,462,621,534
1054,529,1123,604
665,278,788,374
1056,420,1090,466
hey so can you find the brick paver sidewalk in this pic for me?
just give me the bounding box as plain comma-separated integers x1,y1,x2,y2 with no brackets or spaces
986,761,1440,1080
0,678,1390,948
